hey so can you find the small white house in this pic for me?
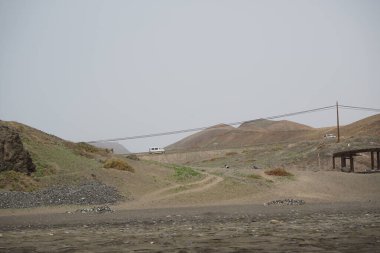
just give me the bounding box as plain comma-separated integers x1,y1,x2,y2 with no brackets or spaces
149,147,165,154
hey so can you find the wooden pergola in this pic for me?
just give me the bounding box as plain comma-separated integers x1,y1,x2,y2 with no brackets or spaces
333,148,380,172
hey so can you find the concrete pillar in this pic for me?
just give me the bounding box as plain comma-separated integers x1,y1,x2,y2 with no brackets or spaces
349,156,354,172
341,157,346,168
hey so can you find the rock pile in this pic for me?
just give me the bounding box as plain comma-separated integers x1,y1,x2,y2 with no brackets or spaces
75,205,114,214
264,199,305,206
0,181,124,209
0,125,35,174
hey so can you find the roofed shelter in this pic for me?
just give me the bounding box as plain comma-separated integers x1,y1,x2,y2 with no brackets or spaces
333,148,380,172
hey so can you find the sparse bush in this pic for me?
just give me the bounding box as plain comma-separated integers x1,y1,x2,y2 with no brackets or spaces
246,174,263,180
72,142,110,158
265,168,293,177
104,158,134,172
76,142,100,153
126,154,140,161
271,145,283,152
226,152,238,156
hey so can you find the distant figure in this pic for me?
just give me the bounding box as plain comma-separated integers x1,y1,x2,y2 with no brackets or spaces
224,164,229,169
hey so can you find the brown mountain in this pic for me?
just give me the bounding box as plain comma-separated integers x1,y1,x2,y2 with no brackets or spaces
340,114,380,137
167,114,380,150
167,119,315,150
238,119,312,132
166,124,235,151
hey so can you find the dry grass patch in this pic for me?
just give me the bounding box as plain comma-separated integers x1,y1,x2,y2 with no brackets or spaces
104,158,134,172
265,168,293,177
0,171,39,191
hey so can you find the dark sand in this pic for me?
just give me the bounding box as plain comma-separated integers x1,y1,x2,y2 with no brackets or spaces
1,201,380,252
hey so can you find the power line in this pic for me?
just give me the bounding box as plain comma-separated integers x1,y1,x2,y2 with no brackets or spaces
87,105,336,143
87,104,380,143
339,105,380,112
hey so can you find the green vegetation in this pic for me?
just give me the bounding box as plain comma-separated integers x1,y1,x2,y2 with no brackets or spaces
225,152,238,156
0,121,110,189
104,158,134,172
26,141,101,174
265,168,293,177
172,165,202,181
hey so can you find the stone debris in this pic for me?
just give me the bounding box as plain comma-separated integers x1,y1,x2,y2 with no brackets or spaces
264,199,305,206
0,181,124,209
75,205,114,214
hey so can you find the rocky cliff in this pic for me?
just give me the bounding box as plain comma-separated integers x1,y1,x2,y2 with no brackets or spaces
0,125,36,174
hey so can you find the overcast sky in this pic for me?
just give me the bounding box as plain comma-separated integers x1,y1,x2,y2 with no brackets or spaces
1,0,379,152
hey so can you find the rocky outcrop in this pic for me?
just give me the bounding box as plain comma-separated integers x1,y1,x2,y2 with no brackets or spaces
0,125,35,174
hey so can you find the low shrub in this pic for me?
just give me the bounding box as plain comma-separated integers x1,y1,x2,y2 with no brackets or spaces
246,174,263,180
72,142,109,158
172,165,201,181
126,154,140,161
264,168,293,177
104,158,134,172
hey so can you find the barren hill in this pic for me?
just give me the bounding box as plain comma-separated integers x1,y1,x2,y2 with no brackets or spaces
239,119,312,132
166,124,235,151
167,119,316,151
167,115,380,151
340,114,380,137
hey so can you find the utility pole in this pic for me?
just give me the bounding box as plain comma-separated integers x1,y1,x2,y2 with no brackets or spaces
336,101,340,143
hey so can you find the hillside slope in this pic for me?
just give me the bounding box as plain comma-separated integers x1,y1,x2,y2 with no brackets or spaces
340,114,380,137
166,124,235,151
0,121,111,190
0,121,191,206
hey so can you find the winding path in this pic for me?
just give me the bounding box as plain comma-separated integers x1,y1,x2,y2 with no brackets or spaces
140,171,224,203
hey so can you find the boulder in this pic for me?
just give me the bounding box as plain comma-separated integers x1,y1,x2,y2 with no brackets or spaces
0,125,35,174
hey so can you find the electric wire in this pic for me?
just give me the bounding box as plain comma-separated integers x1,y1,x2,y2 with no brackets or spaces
87,105,336,143
339,105,380,112
87,104,380,143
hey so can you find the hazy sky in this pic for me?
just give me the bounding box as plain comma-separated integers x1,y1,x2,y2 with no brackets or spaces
1,0,379,152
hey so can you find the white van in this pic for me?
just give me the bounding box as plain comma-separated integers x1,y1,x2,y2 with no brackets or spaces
324,133,336,139
149,147,165,154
